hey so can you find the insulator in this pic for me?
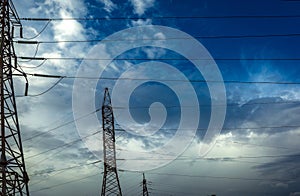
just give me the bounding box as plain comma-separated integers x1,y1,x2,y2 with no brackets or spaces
12,25,14,38
24,82,28,96
20,26,23,38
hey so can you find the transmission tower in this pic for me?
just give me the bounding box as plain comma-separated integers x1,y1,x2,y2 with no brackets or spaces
142,173,149,196
101,88,122,196
0,0,29,195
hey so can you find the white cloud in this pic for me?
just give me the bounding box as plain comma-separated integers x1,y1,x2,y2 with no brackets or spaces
98,0,117,13
130,0,155,16
130,18,152,26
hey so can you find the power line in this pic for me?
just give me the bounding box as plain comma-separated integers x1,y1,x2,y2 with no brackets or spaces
17,56,300,61
31,160,102,178
29,153,300,177
14,33,300,44
19,14,300,21
216,139,300,151
113,100,300,108
16,77,65,97
18,56,300,61
27,124,300,164
21,72,300,84
18,59,47,68
22,107,101,142
122,170,294,182
26,130,100,159
23,123,300,144
30,160,102,187
19,20,51,40
116,154,300,161
30,173,99,193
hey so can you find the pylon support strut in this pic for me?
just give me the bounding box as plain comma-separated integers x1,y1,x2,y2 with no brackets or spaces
0,0,29,195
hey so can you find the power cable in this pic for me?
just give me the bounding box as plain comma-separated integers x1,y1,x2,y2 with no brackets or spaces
22,107,101,142
26,130,101,160
30,160,102,187
116,154,300,161
14,33,300,44
17,43,41,62
30,173,99,193
15,77,65,97
216,139,300,151
17,20,51,40
18,59,47,68
19,14,300,21
18,56,300,61
122,170,295,182
20,72,300,84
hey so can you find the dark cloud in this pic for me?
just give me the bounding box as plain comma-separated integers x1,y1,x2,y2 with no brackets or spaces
223,97,300,135
254,154,300,180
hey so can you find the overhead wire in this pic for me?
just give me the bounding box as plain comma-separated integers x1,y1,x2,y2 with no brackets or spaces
18,59,47,68
120,169,294,182
17,43,41,62
26,129,101,160
30,160,102,187
28,154,299,193
23,122,300,145
216,139,300,151
30,173,99,193
14,9,300,196
16,13,300,190
115,154,300,161
14,32,300,44
15,76,65,97
22,107,101,142
17,56,300,61
18,72,300,84
19,14,300,21
18,20,51,40
28,153,300,178
26,124,300,165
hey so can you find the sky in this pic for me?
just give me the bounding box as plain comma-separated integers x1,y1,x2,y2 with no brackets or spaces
9,0,300,195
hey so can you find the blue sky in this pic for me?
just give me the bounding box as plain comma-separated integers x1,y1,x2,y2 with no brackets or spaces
11,0,300,195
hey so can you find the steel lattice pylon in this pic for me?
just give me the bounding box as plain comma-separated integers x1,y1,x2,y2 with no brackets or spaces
0,0,29,195
142,173,149,196
101,88,122,196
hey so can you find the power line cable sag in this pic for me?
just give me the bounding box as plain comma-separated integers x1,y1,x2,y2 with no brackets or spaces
22,107,101,142
14,32,300,44
22,122,300,144
19,14,300,21
17,56,300,61
20,72,300,84
26,130,101,159
29,152,300,178
18,20,51,40
15,77,65,97
29,154,299,193
120,170,295,182
30,173,99,193
29,160,102,187
26,124,300,161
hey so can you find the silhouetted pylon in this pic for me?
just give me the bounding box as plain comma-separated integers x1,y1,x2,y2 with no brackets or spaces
0,0,29,195
101,88,122,196
142,173,149,196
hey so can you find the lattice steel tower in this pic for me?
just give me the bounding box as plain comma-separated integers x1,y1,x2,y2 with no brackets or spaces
101,88,122,196
0,0,29,195
142,173,149,196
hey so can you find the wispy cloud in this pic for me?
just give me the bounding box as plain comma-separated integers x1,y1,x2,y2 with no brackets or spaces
129,0,155,16
98,0,117,13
